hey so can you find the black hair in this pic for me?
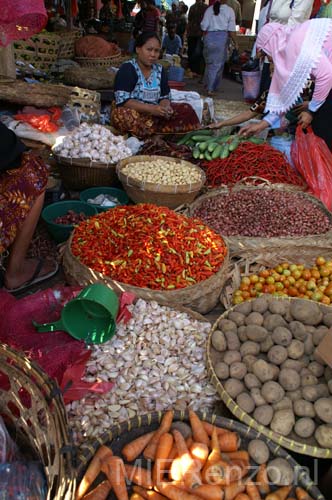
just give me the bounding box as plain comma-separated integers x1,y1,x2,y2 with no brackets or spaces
135,31,161,48
213,1,221,15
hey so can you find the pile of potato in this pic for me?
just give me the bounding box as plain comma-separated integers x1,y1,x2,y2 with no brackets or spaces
210,296,332,449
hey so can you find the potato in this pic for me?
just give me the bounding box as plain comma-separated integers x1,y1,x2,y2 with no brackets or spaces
313,326,329,346
214,361,229,380
248,439,270,464
323,313,332,327
294,417,316,438
238,325,248,342
279,368,301,391
251,388,266,407
304,334,314,356
254,405,273,425
273,397,293,411
270,364,280,381
261,381,285,404
260,336,274,353
253,360,275,383
252,296,269,314
289,321,308,341
230,362,247,380
270,409,295,436
211,330,227,352
224,378,245,399
302,384,329,402
294,399,315,418
325,366,332,381
264,314,287,331
234,301,252,315
314,398,332,423
244,373,261,390
315,424,332,448
245,325,268,342
228,311,245,327
287,339,305,360
267,345,288,365
240,341,260,357
236,392,255,414
267,458,294,486
223,350,241,365
225,330,241,351
290,299,323,326
245,312,264,326
298,355,310,367
281,359,305,372
243,355,259,373
308,361,325,378
301,374,318,387
218,318,237,333
300,368,312,377
171,421,192,439
272,326,292,346
287,389,303,401
268,300,288,316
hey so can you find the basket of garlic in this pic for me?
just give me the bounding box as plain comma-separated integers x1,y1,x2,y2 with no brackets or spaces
53,123,132,190
117,155,206,209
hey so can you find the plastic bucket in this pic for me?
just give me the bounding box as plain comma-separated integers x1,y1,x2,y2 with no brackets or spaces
241,70,261,100
269,135,294,167
80,187,129,212
168,66,184,82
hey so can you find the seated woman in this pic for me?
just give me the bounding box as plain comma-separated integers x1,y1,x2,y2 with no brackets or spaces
112,31,200,138
0,123,58,293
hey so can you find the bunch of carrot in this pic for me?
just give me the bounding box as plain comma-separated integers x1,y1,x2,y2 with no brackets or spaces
75,410,313,500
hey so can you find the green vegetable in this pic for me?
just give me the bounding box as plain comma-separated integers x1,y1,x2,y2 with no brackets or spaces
204,151,212,161
199,153,205,159
247,137,265,145
208,142,218,153
199,141,209,152
186,140,195,148
192,148,200,159
229,138,240,152
211,145,222,159
220,144,230,159
192,134,214,142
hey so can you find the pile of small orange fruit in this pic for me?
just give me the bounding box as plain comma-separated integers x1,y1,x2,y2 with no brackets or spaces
233,256,332,305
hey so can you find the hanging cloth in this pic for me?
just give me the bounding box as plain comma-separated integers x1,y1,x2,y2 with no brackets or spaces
0,0,47,47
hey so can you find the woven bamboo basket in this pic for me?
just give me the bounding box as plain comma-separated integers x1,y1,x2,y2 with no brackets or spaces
220,246,332,308
63,66,116,90
117,155,206,209
75,51,121,69
55,155,117,190
57,29,83,59
0,344,75,499
75,410,325,500
207,296,332,459
14,33,61,72
187,182,332,256
63,233,229,314
68,87,101,123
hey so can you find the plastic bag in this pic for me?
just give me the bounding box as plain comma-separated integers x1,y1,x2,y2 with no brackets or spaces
291,126,332,210
0,462,47,499
0,417,18,464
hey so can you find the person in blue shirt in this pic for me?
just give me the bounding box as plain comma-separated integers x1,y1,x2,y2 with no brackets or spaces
162,24,183,55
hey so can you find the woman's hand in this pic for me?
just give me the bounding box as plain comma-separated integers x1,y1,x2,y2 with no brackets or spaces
238,120,269,138
207,121,225,130
150,104,172,118
292,101,309,115
298,110,313,129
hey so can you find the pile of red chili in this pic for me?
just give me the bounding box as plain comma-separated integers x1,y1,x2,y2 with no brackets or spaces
71,204,227,289
201,142,305,188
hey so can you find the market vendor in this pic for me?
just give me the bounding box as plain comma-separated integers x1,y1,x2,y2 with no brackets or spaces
239,19,332,150
0,123,58,293
112,31,200,138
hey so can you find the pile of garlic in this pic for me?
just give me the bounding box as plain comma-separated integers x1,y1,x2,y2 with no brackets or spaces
53,123,132,164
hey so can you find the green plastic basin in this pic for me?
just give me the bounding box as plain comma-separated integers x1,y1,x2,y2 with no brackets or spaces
79,187,129,212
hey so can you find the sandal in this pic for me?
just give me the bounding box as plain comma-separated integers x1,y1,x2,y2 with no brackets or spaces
4,259,59,294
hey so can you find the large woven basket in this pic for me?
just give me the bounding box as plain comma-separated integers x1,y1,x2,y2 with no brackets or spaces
0,344,75,499
75,51,121,68
187,183,332,256
68,87,101,123
63,66,116,90
76,410,325,500
117,155,206,209
63,233,229,314
55,155,117,190
14,33,61,72
220,246,332,308
57,29,83,59
207,296,332,459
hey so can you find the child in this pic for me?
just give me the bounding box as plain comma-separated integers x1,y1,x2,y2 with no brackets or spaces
162,24,182,55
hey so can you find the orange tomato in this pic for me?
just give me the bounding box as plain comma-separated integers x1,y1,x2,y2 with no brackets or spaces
321,296,331,305
307,281,316,291
288,287,298,297
275,265,284,274
242,291,251,299
283,279,290,289
240,283,250,291
298,285,307,295
255,282,263,292
267,284,276,293
241,277,251,286
259,269,270,278
281,262,289,269
316,256,326,266
302,269,312,281
250,275,259,284
311,269,321,280
233,296,244,304
319,266,331,278
291,270,302,280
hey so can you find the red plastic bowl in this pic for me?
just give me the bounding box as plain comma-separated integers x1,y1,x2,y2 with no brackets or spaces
168,80,186,89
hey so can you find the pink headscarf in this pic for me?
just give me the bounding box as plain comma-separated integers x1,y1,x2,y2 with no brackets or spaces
256,18,332,114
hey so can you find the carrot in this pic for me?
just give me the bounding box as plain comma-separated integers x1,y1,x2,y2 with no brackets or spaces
190,442,209,471
168,444,178,462
133,485,167,499
225,451,249,462
186,436,194,450
82,480,111,500
188,410,210,447
122,431,155,462
295,487,313,500
219,432,240,452
124,464,154,489
202,422,228,437
234,495,250,500
202,428,229,485
246,480,262,500
266,486,292,500
157,482,202,500
192,484,224,499
172,429,202,489
152,432,174,485
224,483,246,500
255,464,270,495
103,456,128,500
76,445,113,499
144,410,174,460
170,456,183,481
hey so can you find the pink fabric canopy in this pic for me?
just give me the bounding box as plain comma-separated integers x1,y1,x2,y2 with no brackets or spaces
0,0,47,46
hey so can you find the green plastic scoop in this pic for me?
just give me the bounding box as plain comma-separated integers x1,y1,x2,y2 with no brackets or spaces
33,283,119,344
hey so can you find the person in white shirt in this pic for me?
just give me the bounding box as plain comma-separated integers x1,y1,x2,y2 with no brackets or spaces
201,0,238,95
268,0,314,26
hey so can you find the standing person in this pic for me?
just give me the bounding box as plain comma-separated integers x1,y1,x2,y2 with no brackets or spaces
187,0,208,76
166,3,179,28
268,0,315,25
201,0,238,96
176,2,188,42
99,0,113,31
227,0,242,25
239,19,332,150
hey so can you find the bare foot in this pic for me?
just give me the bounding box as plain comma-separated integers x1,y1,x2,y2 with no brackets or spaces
4,258,56,290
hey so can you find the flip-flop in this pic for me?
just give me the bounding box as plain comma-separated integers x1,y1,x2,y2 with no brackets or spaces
4,259,59,294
